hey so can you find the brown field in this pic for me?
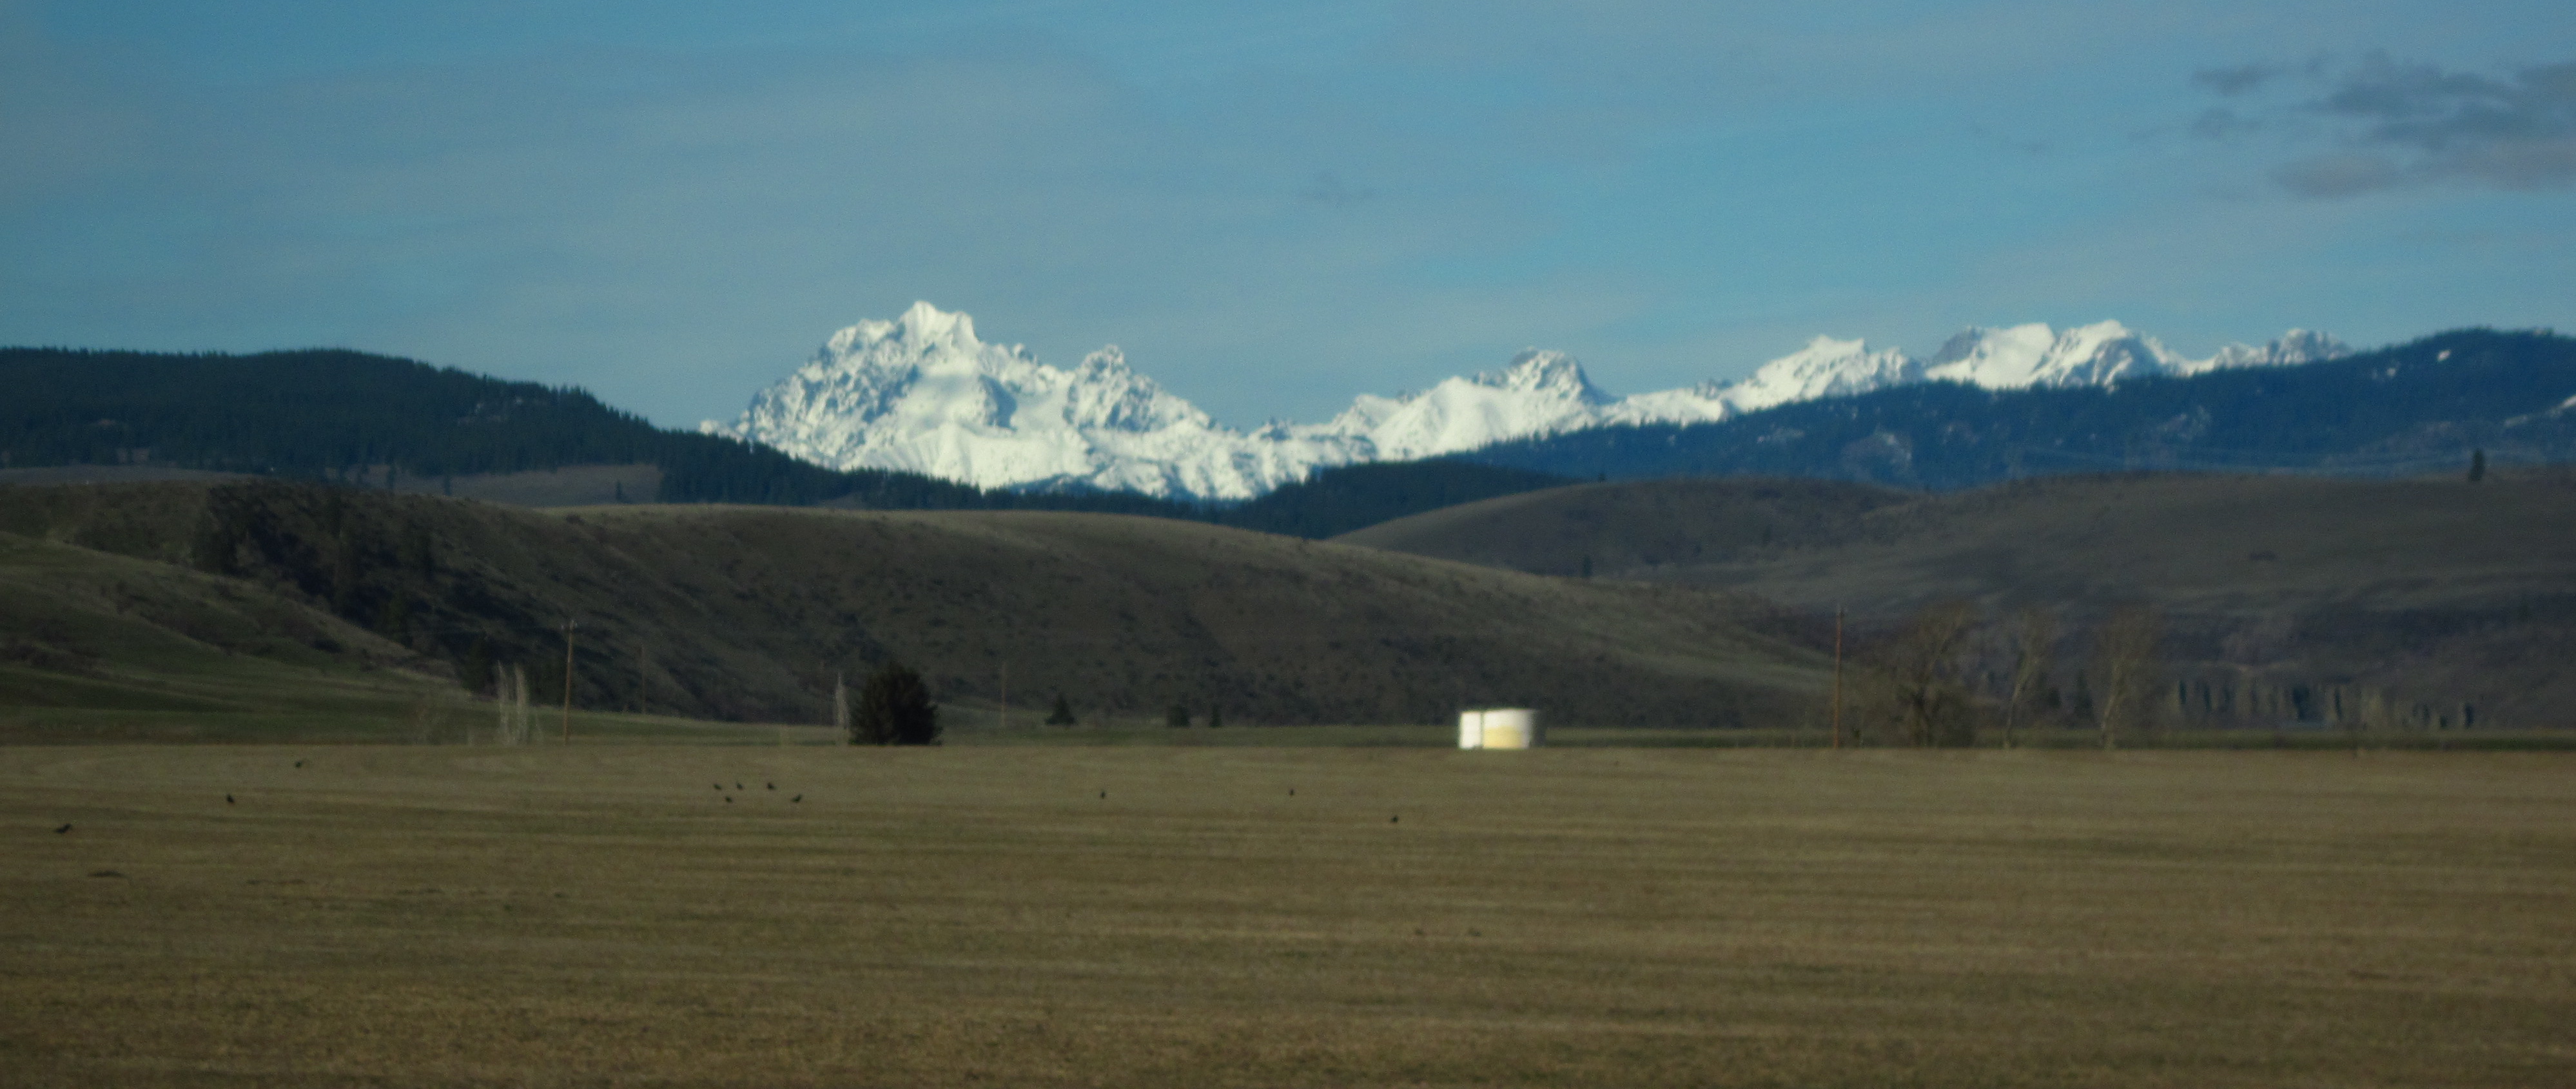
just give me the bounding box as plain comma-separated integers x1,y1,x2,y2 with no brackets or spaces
5,746,2571,1087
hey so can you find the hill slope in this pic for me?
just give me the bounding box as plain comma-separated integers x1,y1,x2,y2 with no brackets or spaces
0,526,472,742
0,481,1828,730
1337,476,1911,578
1338,471,2576,730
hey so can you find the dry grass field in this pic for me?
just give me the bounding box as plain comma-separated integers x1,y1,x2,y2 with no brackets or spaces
5,746,2570,1088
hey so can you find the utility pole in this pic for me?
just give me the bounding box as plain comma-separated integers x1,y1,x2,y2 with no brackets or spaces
1830,606,1844,750
560,619,578,744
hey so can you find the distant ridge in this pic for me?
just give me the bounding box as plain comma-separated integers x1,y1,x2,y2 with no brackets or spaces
0,345,1563,538
13,326,2566,535
0,346,1000,508
1459,329,2576,489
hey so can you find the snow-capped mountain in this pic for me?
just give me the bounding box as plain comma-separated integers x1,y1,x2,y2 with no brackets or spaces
1697,335,1926,414
703,304,2349,500
1323,350,1619,461
698,302,1350,499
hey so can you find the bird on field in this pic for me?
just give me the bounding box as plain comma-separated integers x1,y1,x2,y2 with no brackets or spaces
1098,791,1107,799
790,795,802,804
1288,789,1295,796
735,782,744,790
294,760,306,768
766,782,775,791
724,796,733,804
226,795,235,805
1390,815,1400,824
712,784,722,790
54,824,71,834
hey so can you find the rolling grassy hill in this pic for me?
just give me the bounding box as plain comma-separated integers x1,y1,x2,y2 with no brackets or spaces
1338,471,2576,731
0,527,465,742
0,480,1830,737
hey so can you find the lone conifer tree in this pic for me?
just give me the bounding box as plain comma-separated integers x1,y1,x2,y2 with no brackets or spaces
1166,703,1190,728
850,661,940,746
1046,694,1077,726
2469,448,2487,483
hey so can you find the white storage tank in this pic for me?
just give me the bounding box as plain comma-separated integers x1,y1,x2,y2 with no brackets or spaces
1458,708,1542,749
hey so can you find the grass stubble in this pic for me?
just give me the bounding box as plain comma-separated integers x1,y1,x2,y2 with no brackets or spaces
3,746,2570,1088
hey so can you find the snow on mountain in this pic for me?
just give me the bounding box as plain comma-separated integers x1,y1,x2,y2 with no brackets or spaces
1321,350,1619,461
1920,321,2174,389
1703,335,1925,413
700,302,1355,499
2176,329,2350,375
704,303,2352,501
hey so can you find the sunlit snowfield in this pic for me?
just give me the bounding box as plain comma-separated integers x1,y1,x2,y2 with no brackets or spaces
6,746,2571,1088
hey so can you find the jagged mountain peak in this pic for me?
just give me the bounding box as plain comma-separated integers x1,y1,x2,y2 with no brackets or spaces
1713,335,1922,412
836,300,982,352
1479,350,1611,400
2189,329,2352,374
1077,345,1131,373
1917,320,2187,389
709,304,2354,501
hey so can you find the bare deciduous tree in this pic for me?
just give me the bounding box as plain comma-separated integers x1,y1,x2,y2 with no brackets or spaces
2092,606,2163,749
2000,607,2058,749
1874,600,1982,747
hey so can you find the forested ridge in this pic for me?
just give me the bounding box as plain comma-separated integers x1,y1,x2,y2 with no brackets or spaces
1465,329,2576,487
0,347,1019,506
0,346,1569,537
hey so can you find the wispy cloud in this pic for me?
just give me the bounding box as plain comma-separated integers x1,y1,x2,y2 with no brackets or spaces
2192,62,2288,97
2192,52,2576,197
1297,171,1377,206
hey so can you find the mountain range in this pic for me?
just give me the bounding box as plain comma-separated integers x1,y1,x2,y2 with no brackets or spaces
705,302,2350,499
1465,328,2576,490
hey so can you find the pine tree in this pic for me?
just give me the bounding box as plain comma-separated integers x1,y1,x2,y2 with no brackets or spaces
851,661,940,746
1045,694,1076,726
1166,703,1190,728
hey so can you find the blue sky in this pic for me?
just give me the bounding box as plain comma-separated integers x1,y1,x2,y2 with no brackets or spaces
5,1,2573,428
